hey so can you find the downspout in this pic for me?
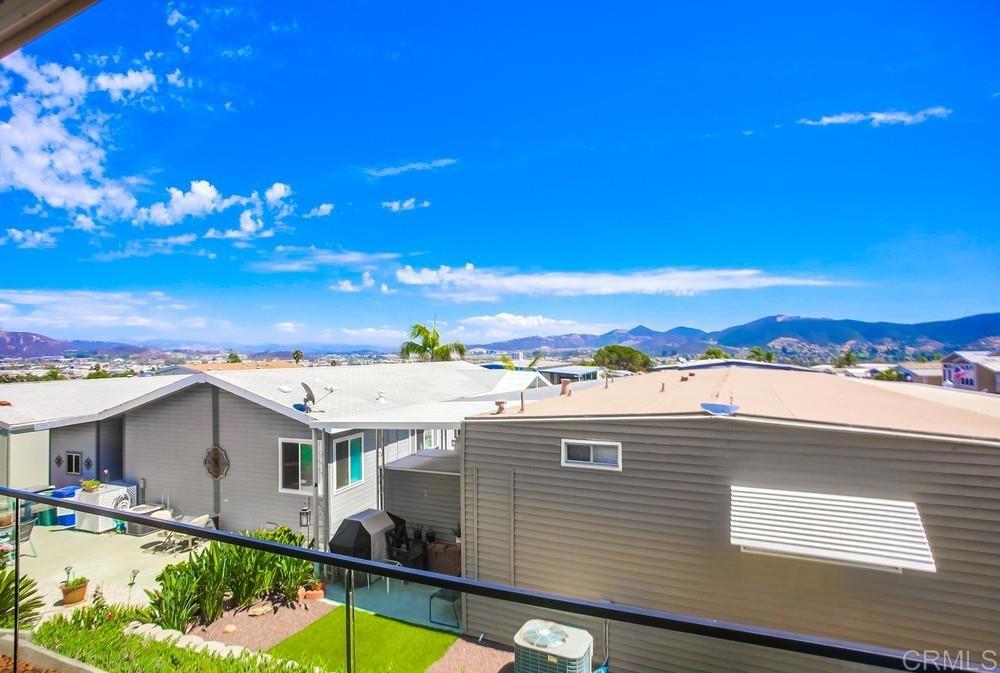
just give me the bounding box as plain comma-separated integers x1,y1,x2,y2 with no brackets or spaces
311,426,322,550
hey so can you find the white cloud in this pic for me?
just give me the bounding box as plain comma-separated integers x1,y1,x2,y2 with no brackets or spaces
333,279,362,293
91,233,208,261
303,203,334,218
382,197,430,213
0,52,138,218
379,283,394,295
264,181,294,218
332,272,374,293
93,69,156,102
396,263,838,302
1,227,62,249
250,246,401,272
335,327,408,344
72,214,102,232
204,208,274,241
365,158,457,178
221,45,253,59
798,106,952,127
167,7,199,53
136,179,245,226
165,68,188,88
0,288,206,332
455,312,616,343
274,321,303,333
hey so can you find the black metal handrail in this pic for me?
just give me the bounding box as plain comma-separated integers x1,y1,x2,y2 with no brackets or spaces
0,485,972,671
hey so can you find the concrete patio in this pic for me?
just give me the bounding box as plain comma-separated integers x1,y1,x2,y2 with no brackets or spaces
17,525,178,619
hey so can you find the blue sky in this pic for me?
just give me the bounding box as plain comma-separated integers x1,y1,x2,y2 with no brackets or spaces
0,2,997,347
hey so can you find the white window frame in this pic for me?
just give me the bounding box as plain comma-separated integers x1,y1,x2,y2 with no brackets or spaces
66,451,82,475
332,432,365,493
277,437,315,495
560,439,622,472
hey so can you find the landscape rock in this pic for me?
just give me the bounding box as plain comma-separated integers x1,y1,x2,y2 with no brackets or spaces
248,605,272,617
133,623,160,637
222,623,237,633
153,628,183,642
176,634,205,651
203,641,231,658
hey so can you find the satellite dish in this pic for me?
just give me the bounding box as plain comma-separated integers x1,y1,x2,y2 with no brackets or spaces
701,402,740,416
301,382,316,405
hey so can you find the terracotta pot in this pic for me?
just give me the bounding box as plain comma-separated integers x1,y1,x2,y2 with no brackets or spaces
60,581,88,605
298,585,325,601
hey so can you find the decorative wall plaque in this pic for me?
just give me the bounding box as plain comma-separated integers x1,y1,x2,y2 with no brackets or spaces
204,446,230,480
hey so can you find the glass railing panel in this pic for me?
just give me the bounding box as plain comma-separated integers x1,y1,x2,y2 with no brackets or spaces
6,497,345,673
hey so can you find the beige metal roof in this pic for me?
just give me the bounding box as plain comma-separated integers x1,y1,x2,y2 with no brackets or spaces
490,366,1000,442
731,486,936,573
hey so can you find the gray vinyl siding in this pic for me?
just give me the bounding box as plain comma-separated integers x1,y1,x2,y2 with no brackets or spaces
217,389,316,532
462,416,1000,673
326,428,379,537
50,422,97,488
384,469,460,542
124,384,215,517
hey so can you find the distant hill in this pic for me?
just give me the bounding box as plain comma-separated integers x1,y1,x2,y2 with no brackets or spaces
0,331,148,358
475,312,1000,358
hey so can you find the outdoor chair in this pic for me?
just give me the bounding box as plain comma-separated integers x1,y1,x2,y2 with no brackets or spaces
18,517,37,557
151,509,176,552
172,514,211,554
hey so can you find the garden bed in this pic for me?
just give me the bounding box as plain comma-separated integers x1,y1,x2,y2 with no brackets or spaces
0,654,59,673
192,599,335,651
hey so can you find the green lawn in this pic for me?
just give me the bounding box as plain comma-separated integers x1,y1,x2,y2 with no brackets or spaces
269,607,458,673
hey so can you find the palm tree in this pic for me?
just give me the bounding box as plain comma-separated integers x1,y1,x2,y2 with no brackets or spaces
500,354,516,370
292,349,304,364
400,322,466,361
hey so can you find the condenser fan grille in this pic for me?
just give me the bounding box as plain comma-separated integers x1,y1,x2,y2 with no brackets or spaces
521,622,569,648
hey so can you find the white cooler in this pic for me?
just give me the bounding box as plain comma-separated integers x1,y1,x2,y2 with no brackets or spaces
75,484,133,533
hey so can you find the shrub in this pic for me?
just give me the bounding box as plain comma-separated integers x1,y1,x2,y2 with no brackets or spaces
36,604,339,673
146,525,314,630
0,566,43,627
147,562,199,632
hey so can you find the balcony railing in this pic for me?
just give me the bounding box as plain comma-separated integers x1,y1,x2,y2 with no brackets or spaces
0,485,975,673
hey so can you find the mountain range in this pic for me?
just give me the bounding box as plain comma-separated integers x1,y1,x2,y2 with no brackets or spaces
1,312,998,360
474,312,1000,357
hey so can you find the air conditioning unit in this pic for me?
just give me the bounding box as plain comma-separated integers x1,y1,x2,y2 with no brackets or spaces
514,619,593,673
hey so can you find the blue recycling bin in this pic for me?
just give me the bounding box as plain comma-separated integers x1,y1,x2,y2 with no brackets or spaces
51,485,82,526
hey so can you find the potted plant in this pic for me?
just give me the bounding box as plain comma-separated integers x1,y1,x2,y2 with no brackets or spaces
300,574,326,601
412,524,424,541
59,567,88,605
452,524,462,544
81,479,101,493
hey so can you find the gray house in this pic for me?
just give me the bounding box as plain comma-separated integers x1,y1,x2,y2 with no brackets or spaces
1,362,545,544
458,366,1000,673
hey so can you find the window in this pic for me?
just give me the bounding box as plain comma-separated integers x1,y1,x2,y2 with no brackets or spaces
279,439,314,494
423,429,439,450
334,434,364,490
560,439,622,471
66,452,82,475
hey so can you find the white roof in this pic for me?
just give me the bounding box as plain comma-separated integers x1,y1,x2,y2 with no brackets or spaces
384,449,460,475
0,375,197,431
730,485,936,573
950,351,1000,373
0,361,549,433
204,360,546,429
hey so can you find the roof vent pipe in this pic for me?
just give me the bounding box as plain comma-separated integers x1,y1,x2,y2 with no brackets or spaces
519,391,525,413
494,400,506,414
660,382,666,393
560,378,571,396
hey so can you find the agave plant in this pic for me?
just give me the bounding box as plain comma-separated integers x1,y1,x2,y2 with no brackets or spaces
0,566,43,628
